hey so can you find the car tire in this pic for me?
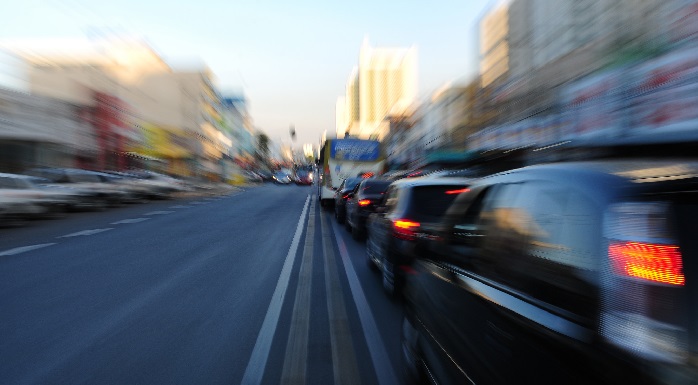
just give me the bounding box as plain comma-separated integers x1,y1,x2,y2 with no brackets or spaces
366,239,378,270
335,205,344,224
345,216,352,233
382,256,397,298
352,222,364,241
402,316,429,385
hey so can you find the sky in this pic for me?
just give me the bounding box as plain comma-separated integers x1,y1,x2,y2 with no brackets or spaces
0,0,491,147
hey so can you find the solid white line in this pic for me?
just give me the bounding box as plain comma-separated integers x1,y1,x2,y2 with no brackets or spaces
0,243,56,256
57,228,114,238
144,210,174,216
111,218,150,225
241,194,311,385
332,220,399,385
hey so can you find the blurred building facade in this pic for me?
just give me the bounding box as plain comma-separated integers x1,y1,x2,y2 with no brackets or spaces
0,88,96,172
0,38,232,179
336,38,417,141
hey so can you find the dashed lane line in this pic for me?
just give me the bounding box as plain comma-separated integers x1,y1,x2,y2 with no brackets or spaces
57,228,114,238
169,205,190,209
111,218,151,225
0,243,56,256
144,210,175,216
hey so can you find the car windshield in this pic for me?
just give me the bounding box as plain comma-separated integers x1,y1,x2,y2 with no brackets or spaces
0,3,693,385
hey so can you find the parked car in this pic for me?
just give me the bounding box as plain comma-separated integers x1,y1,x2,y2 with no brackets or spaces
402,160,698,385
294,170,313,185
334,177,363,223
28,168,128,207
0,172,88,217
344,179,392,240
366,177,471,297
243,170,263,183
256,170,273,182
272,171,292,184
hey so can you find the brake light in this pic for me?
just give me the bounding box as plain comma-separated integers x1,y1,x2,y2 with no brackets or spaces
343,194,350,199
609,241,684,286
393,219,420,240
358,199,371,206
361,172,374,178
602,202,689,363
445,188,470,195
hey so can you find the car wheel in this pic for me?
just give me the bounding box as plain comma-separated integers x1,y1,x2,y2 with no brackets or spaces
366,238,378,270
345,215,352,233
382,256,397,298
335,205,344,224
402,316,429,385
352,222,364,241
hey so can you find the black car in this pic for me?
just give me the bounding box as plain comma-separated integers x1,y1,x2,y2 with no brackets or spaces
402,160,698,385
334,177,363,223
345,179,392,240
366,177,471,297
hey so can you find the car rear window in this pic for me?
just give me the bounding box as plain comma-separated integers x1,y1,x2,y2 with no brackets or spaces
361,181,391,196
407,185,469,221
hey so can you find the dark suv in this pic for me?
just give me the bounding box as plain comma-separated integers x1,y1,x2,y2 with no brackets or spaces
366,177,471,297
334,177,363,223
345,179,392,240
403,161,698,385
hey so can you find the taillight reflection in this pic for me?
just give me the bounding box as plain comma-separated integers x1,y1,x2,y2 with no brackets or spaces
445,188,470,195
609,241,685,286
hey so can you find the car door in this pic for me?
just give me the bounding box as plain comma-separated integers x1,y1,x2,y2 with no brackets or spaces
408,185,504,385
345,183,361,227
375,185,401,263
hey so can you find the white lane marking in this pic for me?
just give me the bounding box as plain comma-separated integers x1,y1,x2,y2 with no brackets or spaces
191,201,208,205
241,194,311,385
0,243,56,256
332,220,399,385
169,205,189,209
111,218,150,225
144,210,174,216
58,228,113,238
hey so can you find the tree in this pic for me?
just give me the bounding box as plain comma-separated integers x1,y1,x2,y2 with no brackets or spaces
256,133,270,167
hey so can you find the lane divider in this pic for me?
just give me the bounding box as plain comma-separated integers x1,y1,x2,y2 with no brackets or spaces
331,218,399,385
0,243,56,257
321,208,361,385
57,228,113,238
280,199,316,384
241,194,311,385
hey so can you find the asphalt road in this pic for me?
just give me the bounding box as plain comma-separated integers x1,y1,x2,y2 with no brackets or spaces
0,183,404,385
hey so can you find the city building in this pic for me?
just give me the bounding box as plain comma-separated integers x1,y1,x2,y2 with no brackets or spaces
0,38,231,178
0,88,96,172
480,1,510,88
337,38,417,141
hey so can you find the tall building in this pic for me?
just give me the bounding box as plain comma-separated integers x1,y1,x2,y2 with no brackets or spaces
480,2,510,87
337,38,417,141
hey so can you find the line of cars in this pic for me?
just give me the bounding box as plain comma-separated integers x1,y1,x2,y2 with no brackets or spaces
333,160,698,385
0,168,192,226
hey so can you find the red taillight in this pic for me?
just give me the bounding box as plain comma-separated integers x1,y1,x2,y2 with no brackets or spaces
393,219,420,240
361,172,374,178
445,188,470,195
609,241,685,286
358,199,371,206
343,194,350,199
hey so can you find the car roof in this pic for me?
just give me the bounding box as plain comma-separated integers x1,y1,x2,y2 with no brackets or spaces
389,176,472,189
484,160,698,185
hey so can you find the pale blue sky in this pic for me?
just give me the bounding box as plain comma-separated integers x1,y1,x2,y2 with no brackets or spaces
0,0,490,145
